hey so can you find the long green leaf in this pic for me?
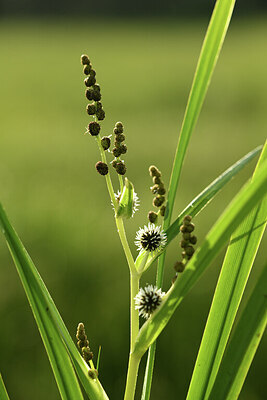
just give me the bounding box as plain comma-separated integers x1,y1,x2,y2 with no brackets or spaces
186,142,267,400
135,146,261,271
0,204,109,400
142,1,237,396
133,159,267,359
0,374,10,400
209,264,267,400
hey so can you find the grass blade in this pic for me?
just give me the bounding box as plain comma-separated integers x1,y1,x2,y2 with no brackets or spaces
133,158,267,359
135,146,261,271
0,204,109,400
209,265,267,400
0,374,10,400
186,142,267,400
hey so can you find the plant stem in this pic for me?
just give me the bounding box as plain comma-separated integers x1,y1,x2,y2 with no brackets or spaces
124,352,141,400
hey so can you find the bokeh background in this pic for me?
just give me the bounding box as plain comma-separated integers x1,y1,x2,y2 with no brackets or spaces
0,1,266,399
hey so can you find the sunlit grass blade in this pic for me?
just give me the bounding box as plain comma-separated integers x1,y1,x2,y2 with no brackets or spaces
0,374,10,400
208,265,267,400
133,159,267,359
135,145,261,271
186,142,267,400
0,204,109,400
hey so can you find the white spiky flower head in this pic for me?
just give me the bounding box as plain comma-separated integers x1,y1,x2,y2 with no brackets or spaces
114,190,140,217
135,223,167,253
135,285,165,319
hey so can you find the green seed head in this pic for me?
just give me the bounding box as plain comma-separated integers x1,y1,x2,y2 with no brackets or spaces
153,195,165,207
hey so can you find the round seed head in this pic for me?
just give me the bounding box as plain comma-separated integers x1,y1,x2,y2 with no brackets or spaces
112,147,122,157
189,235,197,245
83,64,92,75
115,122,124,133
153,176,161,185
115,161,126,175
120,144,127,154
186,223,195,233
149,165,161,177
101,136,111,150
185,245,195,256
180,239,189,248
81,54,90,65
93,84,101,92
88,121,101,136
174,261,185,273
148,211,158,223
183,215,192,225
86,103,96,115
95,161,108,176
115,133,125,143
153,195,165,208
85,89,94,101
157,186,166,195
96,109,105,120
111,159,119,168
92,89,101,101
84,75,96,87
160,205,166,216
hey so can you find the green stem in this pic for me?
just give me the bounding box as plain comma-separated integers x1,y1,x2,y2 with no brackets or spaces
124,352,141,400
115,217,136,274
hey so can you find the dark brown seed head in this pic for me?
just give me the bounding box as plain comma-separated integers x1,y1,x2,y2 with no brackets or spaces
185,245,195,256
81,54,90,65
101,136,111,151
95,161,108,175
115,161,126,175
115,122,124,133
153,176,161,185
153,196,165,207
112,147,122,157
85,89,94,101
88,121,101,136
189,235,197,245
92,90,101,101
160,205,166,216
148,211,158,223
120,144,127,154
86,103,96,115
115,133,125,143
149,165,161,177
174,261,185,273
83,64,92,75
96,109,105,120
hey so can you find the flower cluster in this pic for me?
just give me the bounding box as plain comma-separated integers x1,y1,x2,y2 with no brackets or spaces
111,122,127,175
76,322,93,364
135,285,165,319
135,223,167,253
172,215,197,283
148,165,166,223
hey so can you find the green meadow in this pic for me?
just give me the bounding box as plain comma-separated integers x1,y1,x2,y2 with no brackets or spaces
0,17,266,399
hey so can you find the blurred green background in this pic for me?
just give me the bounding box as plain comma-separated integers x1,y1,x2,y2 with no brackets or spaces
0,11,266,400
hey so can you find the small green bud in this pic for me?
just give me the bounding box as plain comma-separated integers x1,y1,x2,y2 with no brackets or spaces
116,178,135,219
115,122,124,133
149,165,161,177
153,195,165,207
153,176,161,185
81,54,90,65
148,211,158,223
101,136,111,150
186,223,195,233
189,235,197,245
112,159,119,168
112,147,122,157
151,184,159,194
85,89,94,101
88,121,101,136
183,215,192,225
95,161,108,175
115,133,125,143
82,347,93,362
183,232,190,240
86,103,96,115
76,323,87,341
120,144,127,154
83,64,92,75
115,161,126,175
84,75,96,87
174,261,185,273
185,245,195,256
160,205,166,216
180,239,189,248
158,186,166,195
77,339,89,349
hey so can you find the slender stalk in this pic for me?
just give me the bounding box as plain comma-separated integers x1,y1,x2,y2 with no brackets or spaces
124,352,141,400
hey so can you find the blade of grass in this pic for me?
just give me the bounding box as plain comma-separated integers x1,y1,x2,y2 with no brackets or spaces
186,141,267,400
0,374,10,400
135,145,261,272
0,204,109,400
133,158,267,359
208,264,267,400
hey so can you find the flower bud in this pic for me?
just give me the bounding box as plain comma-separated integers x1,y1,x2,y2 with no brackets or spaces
189,235,197,245
115,161,126,175
115,133,125,143
149,166,161,177
174,261,185,273
85,89,94,101
92,90,101,101
112,147,122,157
83,64,92,75
115,122,124,133
88,121,101,136
153,176,161,185
96,109,105,120
81,54,90,65
183,215,192,225
153,195,165,207
86,104,96,115
185,245,194,256
120,144,127,154
95,161,108,175
84,75,96,87
101,136,111,151
148,211,158,223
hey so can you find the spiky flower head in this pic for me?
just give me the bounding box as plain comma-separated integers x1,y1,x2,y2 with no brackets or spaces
135,285,165,319
135,223,167,253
